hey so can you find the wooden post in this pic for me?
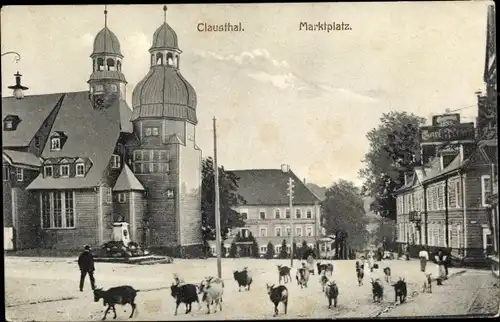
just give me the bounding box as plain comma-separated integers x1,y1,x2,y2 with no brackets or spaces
213,117,222,279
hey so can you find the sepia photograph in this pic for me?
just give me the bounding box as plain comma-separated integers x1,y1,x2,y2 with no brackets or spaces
2,2,498,320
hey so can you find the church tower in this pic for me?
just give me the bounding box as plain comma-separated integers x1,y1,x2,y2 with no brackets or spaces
88,8,127,109
130,6,202,256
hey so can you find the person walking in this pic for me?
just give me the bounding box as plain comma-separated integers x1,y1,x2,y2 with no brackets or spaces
434,249,447,285
78,245,96,292
367,251,375,272
418,247,429,272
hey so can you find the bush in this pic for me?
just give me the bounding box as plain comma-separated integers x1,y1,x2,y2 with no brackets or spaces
265,241,275,259
229,241,238,258
251,240,260,258
279,239,288,259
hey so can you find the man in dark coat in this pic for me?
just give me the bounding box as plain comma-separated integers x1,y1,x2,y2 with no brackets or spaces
78,245,96,291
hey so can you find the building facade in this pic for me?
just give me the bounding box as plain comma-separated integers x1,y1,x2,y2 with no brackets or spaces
2,8,203,256
395,121,495,264
208,169,321,257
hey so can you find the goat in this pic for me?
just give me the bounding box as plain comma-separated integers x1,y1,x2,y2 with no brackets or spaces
233,268,252,291
295,265,310,288
324,280,339,309
93,286,139,320
277,265,291,284
383,267,392,284
392,278,407,304
319,271,329,292
199,278,224,314
266,283,288,317
170,282,200,315
317,263,328,275
422,273,432,293
370,278,384,303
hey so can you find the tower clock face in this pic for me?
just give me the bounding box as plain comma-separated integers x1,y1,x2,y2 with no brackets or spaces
94,95,105,108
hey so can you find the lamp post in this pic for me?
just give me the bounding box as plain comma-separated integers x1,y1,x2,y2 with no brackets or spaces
2,51,29,99
283,164,295,267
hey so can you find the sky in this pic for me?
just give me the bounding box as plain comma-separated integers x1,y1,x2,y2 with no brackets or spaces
1,2,492,188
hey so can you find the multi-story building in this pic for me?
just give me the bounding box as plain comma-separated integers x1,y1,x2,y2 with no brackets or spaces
208,168,321,257
477,4,498,274
395,116,495,265
2,7,203,257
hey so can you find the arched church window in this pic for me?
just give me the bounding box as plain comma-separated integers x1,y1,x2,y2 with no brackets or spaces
151,54,154,66
97,58,104,71
107,58,115,71
116,60,121,71
176,55,179,68
156,53,164,65
167,53,174,66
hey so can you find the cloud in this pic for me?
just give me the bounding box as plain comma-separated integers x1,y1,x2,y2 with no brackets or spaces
196,48,378,102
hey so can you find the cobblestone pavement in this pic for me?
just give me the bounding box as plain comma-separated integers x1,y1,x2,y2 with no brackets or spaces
5,256,475,320
380,270,500,318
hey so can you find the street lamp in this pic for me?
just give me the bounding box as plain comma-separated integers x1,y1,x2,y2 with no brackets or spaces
2,51,29,99
283,164,295,267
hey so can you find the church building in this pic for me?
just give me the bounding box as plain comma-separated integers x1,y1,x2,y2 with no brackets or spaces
2,6,203,257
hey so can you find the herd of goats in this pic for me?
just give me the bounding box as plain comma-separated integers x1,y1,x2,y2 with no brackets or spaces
90,260,434,320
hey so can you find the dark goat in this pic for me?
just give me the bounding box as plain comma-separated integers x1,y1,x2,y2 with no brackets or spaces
317,263,328,275
170,282,200,315
233,268,252,291
392,278,407,304
93,286,139,320
266,283,288,317
370,278,384,303
324,280,339,309
277,265,291,284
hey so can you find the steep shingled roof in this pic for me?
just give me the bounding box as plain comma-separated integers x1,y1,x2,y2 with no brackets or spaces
229,169,320,206
3,150,41,168
2,93,65,147
27,91,123,190
113,163,145,192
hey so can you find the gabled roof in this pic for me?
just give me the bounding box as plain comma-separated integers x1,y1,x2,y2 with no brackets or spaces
2,93,65,147
165,134,184,145
3,150,41,168
113,164,145,192
229,169,320,206
27,91,123,190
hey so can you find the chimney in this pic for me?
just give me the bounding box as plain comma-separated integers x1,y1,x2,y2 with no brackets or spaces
281,164,289,173
303,178,307,184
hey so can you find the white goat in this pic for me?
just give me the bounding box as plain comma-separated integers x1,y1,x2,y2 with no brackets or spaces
199,277,224,314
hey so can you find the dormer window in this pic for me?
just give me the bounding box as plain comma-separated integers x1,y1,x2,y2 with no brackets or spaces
60,165,70,178
110,84,118,92
49,131,67,151
76,163,85,177
44,166,53,177
3,115,21,131
111,155,120,169
16,168,23,182
51,138,61,151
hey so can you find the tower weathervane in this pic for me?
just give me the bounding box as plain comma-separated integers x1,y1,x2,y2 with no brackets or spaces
163,5,167,23
104,5,108,28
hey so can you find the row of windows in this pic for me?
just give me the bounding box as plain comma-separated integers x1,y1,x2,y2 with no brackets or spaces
397,222,464,249
210,244,316,255
229,226,315,238
133,150,170,162
396,175,492,214
132,162,170,174
93,84,119,93
3,166,24,182
151,52,179,67
145,127,160,137
41,191,75,229
239,208,314,220
93,57,122,72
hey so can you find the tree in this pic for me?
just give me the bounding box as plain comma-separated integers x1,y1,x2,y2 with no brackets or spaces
265,242,275,259
358,111,426,221
279,239,288,259
229,240,238,258
201,157,247,244
322,180,370,259
251,240,259,258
